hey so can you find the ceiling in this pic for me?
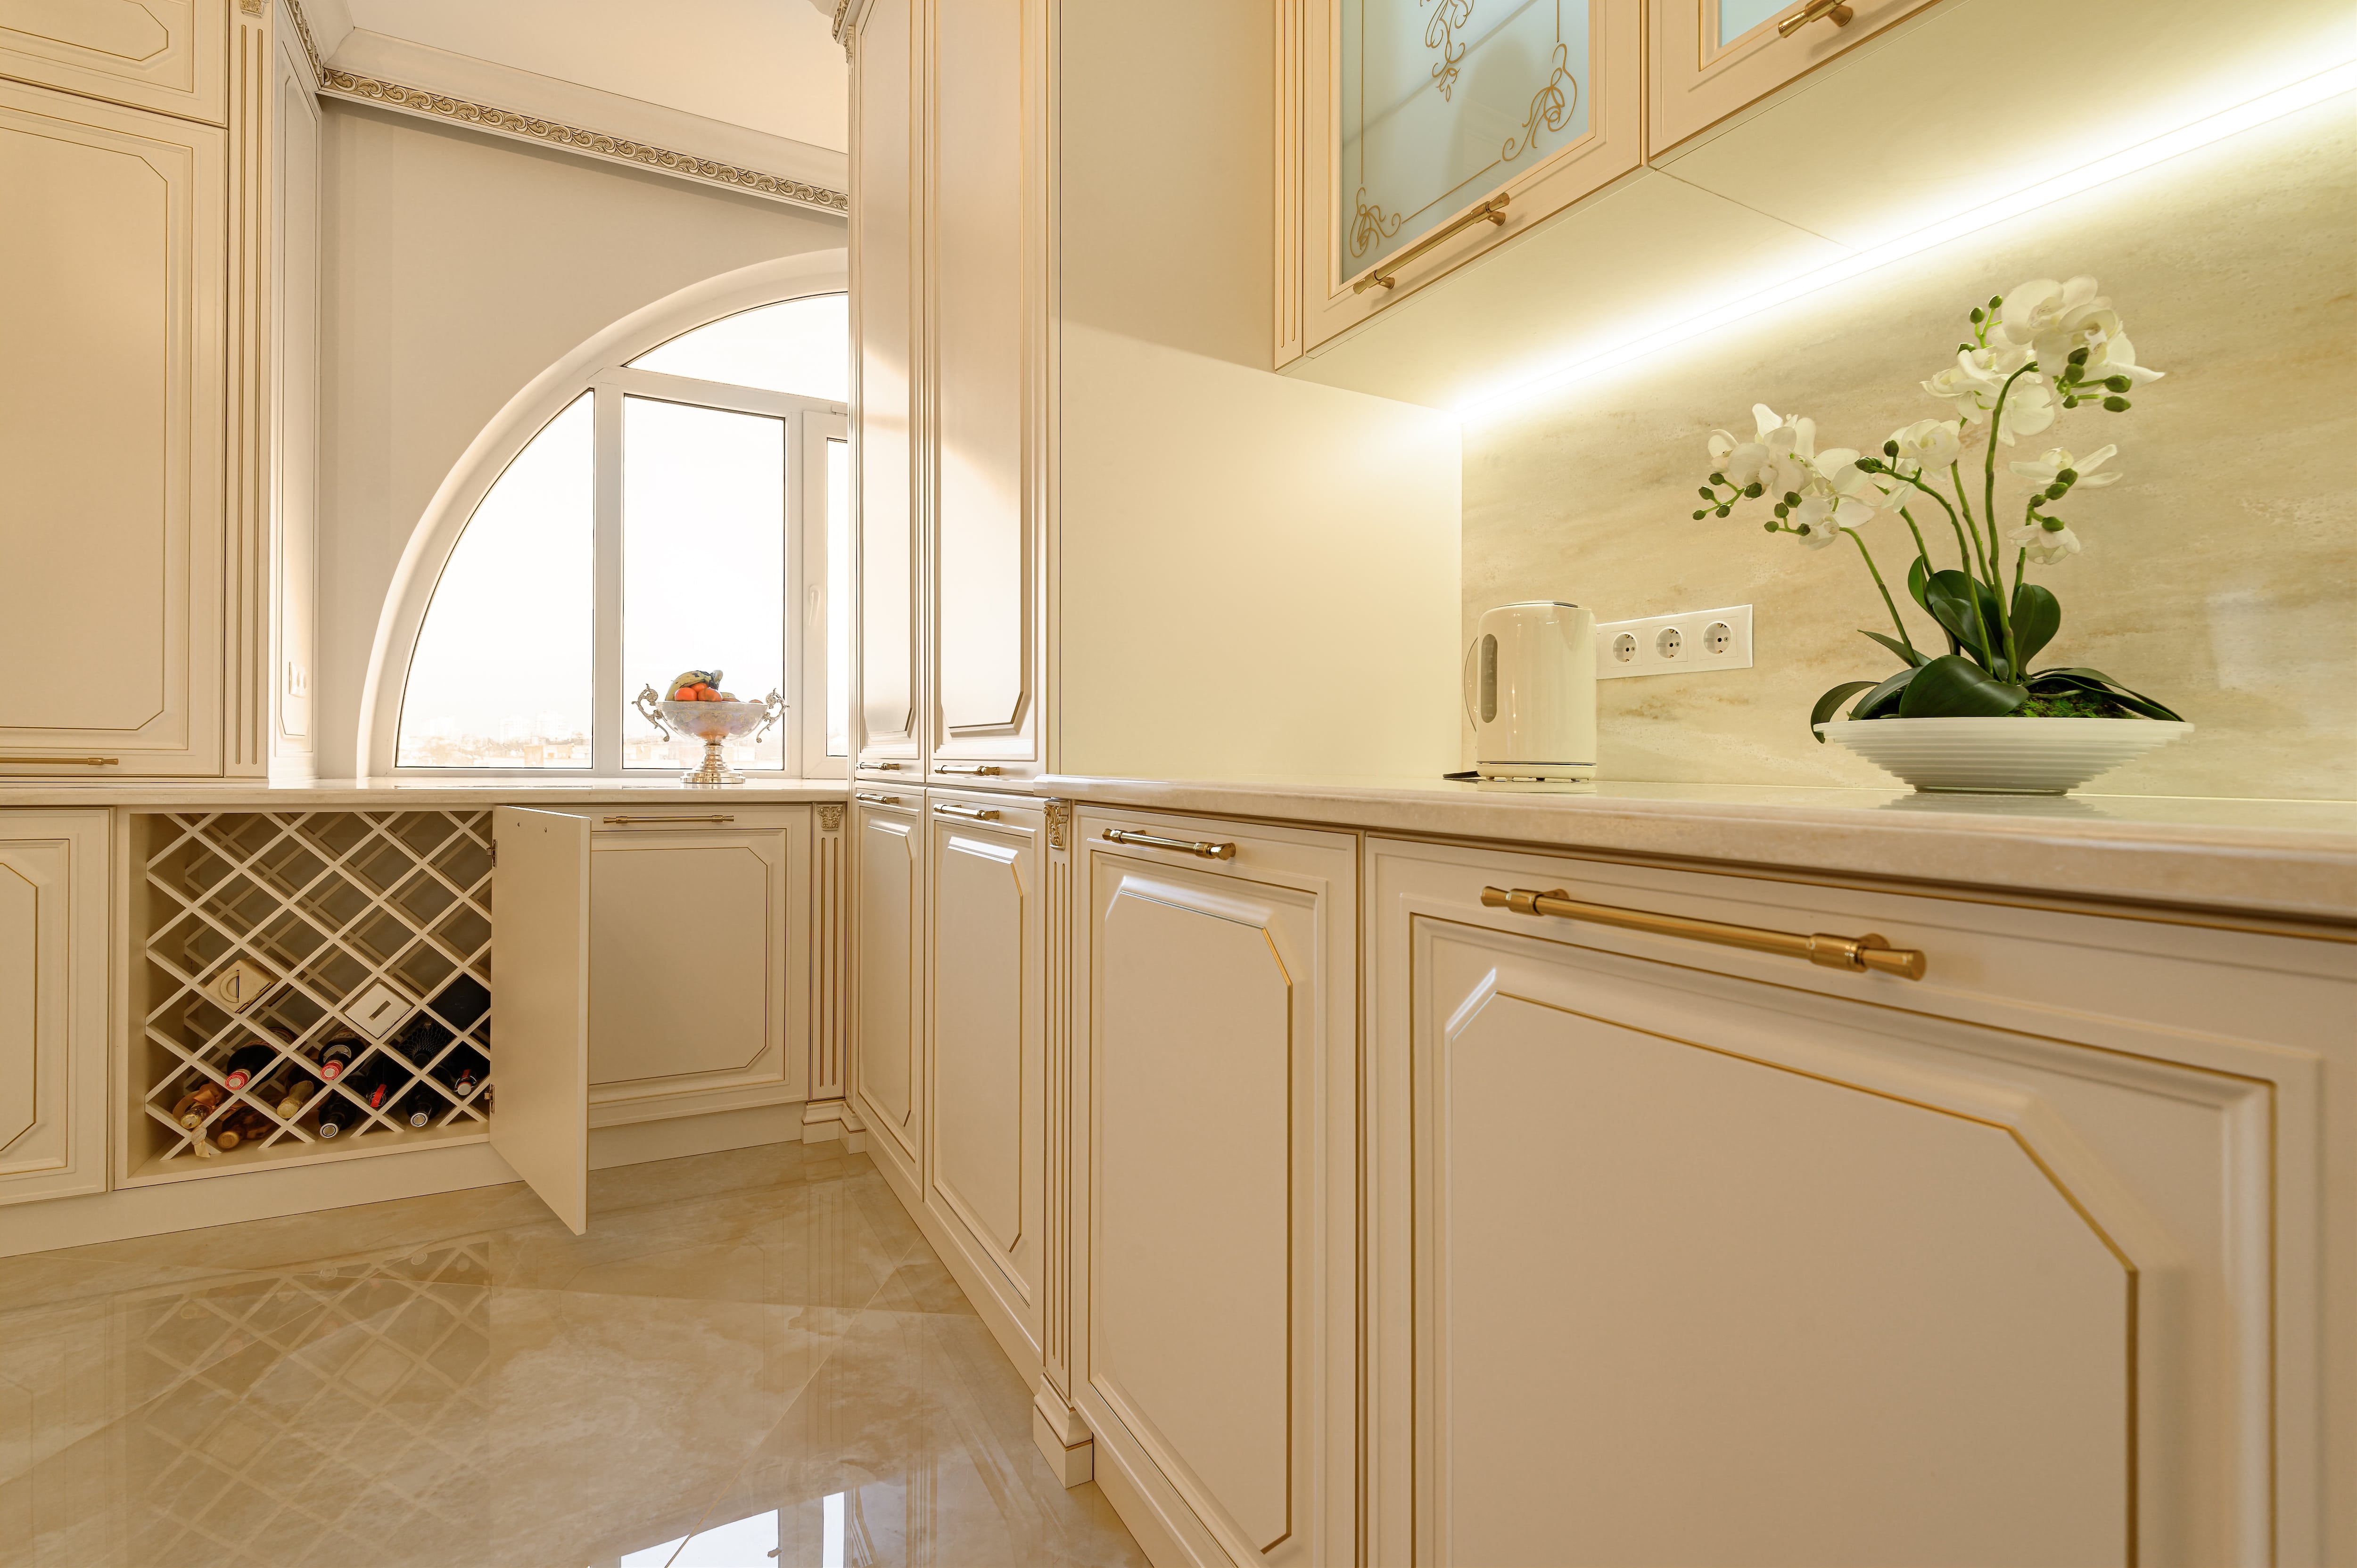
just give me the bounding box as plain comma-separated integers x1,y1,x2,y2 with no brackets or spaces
339,0,847,152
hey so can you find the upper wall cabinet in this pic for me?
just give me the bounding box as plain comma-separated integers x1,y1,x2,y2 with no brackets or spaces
1287,0,1642,361
852,0,922,772
0,0,227,125
1648,0,1940,154
0,78,226,776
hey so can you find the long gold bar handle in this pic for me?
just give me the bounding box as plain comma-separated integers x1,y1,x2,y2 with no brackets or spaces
0,755,119,766
1776,0,1854,37
934,803,1001,821
934,763,1001,776
1352,193,1510,295
601,814,735,825
854,792,905,807
1481,885,1926,980
1101,827,1236,861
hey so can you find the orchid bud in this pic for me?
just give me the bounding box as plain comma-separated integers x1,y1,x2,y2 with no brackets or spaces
1783,492,1801,507
1744,483,1763,498
1698,486,1714,500
2056,468,2077,484
1988,295,2003,309
1882,440,1899,457
2042,517,2067,533
1969,306,1984,323
1772,502,1788,517
2064,396,2081,409
2068,346,2089,364
2045,483,2069,500
1761,521,1777,534
2104,376,2131,393
1715,506,1732,518
2103,395,2130,411
1693,509,1707,519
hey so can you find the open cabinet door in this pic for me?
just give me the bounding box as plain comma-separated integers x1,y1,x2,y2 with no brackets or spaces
491,807,590,1233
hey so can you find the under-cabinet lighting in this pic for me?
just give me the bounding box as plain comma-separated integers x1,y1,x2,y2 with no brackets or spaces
1456,58,2357,424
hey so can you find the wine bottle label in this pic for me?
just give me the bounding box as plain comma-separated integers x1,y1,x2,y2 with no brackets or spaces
321,1061,343,1079
319,1120,341,1139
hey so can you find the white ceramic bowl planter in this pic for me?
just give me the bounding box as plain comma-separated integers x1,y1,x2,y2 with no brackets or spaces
1818,716,2191,794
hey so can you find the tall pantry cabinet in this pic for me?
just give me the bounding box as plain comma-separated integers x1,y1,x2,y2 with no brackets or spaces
0,0,315,780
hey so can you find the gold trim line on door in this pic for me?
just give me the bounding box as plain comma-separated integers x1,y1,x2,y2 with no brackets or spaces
600,814,735,825
1353,193,1510,294
1777,0,1856,37
1481,885,1928,979
1099,827,1237,861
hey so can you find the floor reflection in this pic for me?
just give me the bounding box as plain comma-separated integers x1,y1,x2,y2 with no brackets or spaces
0,1143,1141,1568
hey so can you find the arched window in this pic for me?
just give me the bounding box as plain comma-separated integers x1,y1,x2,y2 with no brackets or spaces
390,285,849,775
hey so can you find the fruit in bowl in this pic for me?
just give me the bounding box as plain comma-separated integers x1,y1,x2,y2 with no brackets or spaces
665,669,740,703
633,669,786,785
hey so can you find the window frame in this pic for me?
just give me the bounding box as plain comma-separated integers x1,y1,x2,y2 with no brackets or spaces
363,258,851,782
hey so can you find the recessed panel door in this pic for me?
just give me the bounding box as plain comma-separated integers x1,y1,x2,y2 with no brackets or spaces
0,811,107,1204
0,0,229,124
853,0,919,768
853,797,923,1171
0,81,224,775
588,831,783,1089
490,807,590,1234
925,795,1042,1346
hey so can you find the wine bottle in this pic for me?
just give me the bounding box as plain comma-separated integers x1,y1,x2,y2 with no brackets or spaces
219,1043,277,1092
171,1081,226,1129
314,1090,356,1140
318,1032,361,1082
275,1076,319,1118
435,1046,488,1100
393,1011,451,1068
211,1107,275,1151
396,1085,440,1129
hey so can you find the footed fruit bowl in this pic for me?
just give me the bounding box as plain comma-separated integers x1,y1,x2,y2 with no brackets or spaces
634,671,784,784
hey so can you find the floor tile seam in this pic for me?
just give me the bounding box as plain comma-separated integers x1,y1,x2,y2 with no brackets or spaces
470,1280,888,1317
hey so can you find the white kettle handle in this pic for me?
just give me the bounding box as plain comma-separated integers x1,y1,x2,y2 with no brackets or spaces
1461,637,1480,727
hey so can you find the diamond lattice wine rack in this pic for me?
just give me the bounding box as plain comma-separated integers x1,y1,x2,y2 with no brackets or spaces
127,811,496,1182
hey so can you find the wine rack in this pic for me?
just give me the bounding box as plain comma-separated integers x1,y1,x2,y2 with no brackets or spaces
128,811,496,1182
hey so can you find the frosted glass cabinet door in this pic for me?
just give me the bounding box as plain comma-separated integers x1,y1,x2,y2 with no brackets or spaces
1294,0,1640,358
0,81,225,775
1648,0,1943,155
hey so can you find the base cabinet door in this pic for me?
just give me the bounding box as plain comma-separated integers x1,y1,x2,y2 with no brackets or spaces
585,810,809,1121
0,811,108,1204
923,789,1043,1361
1368,835,2331,1566
1071,808,1356,1568
851,790,925,1179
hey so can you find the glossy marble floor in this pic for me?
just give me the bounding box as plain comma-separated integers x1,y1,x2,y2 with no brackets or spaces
0,1142,1145,1568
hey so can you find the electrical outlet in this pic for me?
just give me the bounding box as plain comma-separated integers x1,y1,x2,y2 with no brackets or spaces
1595,605,1753,680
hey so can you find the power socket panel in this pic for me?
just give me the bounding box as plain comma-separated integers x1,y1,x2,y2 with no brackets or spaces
1596,604,1754,680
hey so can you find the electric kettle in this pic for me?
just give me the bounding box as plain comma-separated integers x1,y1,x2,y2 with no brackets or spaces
1463,601,1597,781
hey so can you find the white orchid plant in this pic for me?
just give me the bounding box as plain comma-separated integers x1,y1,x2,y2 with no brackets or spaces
1691,276,2183,736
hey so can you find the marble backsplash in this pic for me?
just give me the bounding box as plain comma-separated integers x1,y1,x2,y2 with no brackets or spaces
1463,90,2356,800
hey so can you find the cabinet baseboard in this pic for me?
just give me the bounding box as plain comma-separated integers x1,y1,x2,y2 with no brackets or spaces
586,1100,807,1170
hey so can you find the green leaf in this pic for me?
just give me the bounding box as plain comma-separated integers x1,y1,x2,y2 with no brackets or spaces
1850,665,1921,722
1920,569,2001,672
1906,554,1933,610
2010,582,2061,666
2032,667,2184,722
1808,680,1879,741
1897,653,2027,717
1858,630,1926,668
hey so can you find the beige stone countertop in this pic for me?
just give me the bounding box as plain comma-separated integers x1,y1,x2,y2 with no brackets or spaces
0,777,851,809
1035,774,2357,928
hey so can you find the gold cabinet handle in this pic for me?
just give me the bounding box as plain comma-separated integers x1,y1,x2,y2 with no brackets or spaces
1482,885,1926,980
1776,0,1854,37
1352,193,1510,295
866,760,907,771
0,755,119,766
934,802,1001,821
601,814,735,825
1101,827,1236,862
855,791,905,807
934,763,1001,776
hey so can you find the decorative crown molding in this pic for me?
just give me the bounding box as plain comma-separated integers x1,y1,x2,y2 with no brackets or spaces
281,0,848,214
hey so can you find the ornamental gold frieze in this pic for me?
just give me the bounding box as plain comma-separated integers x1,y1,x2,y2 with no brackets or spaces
317,69,850,211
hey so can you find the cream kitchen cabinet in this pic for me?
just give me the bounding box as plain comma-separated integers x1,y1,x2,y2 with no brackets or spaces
1284,0,1644,363
921,788,1046,1371
0,0,228,125
1068,805,1358,1568
1,0,309,780
0,78,225,776
0,811,109,1205
1365,832,2346,1565
491,805,815,1235
848,788,925,1179
1648,0,1943,155
850,0,923,776
849,0,1044,786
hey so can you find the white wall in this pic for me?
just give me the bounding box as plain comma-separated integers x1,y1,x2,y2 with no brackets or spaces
317,102,844,777
1054,0,1461,783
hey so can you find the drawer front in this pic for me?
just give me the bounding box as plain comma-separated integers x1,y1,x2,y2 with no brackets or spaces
1366,834,2350,1566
